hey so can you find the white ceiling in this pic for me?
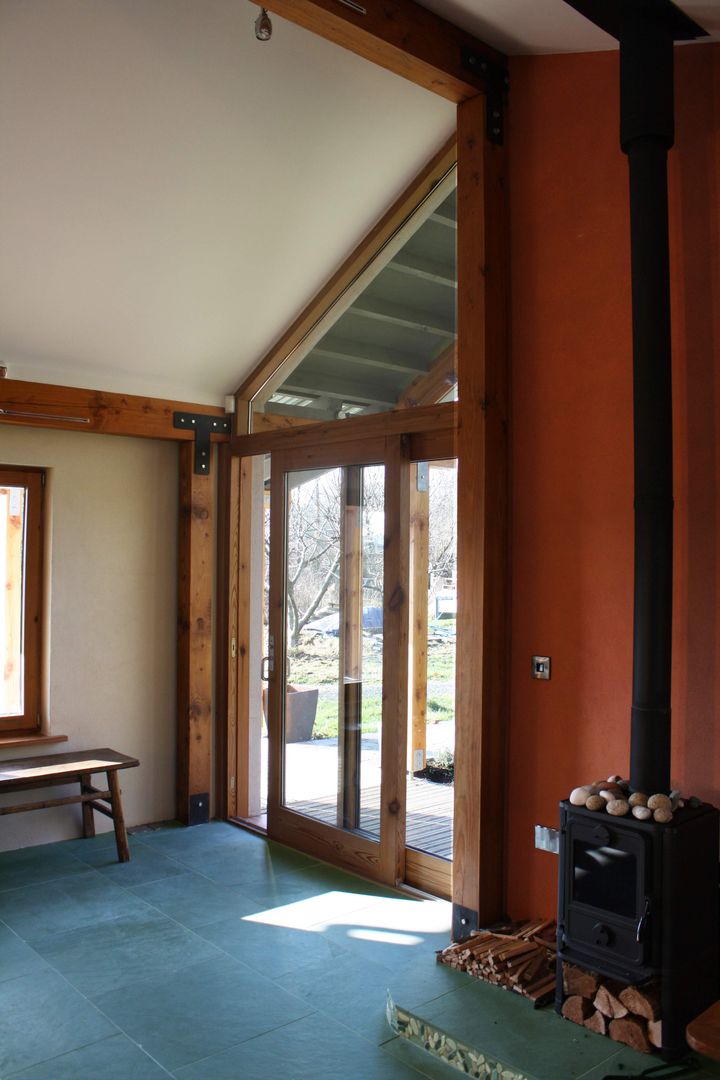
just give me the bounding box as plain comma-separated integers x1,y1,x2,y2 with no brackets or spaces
1,1,717,406
424,0,720,54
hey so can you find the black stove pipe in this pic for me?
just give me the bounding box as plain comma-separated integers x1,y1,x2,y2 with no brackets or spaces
621,22,674,796
562,0,707,796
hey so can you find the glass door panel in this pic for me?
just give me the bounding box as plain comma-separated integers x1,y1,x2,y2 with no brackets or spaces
280,462,385,839
405,458,457,897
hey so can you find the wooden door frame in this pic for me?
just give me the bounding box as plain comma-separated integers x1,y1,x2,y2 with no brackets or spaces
228,411,461,897
266,436,407,885
223,0,510,926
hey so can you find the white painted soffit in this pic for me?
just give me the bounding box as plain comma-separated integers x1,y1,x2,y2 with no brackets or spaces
423,0,720,54
0,1,455,406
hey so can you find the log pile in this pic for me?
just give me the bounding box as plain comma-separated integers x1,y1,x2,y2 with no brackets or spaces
437,920,557,1007
560,962,661,1054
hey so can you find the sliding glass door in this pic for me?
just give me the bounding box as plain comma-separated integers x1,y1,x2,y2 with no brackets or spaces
266,438,407,884
262,431,456,894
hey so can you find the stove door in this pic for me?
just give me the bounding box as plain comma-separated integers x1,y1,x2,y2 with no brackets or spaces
561,814,653,972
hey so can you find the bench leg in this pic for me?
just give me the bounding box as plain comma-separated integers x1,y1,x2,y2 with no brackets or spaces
107,770,131,862
80,774,96,838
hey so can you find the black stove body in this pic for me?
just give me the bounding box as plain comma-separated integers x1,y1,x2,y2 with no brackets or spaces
556,800,719,1058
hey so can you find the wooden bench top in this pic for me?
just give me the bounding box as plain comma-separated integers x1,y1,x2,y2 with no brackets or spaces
687,1000,720,1060
0,749,139,789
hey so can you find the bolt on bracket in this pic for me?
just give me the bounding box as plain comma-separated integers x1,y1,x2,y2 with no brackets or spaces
460,48,510,146
173,411,231,475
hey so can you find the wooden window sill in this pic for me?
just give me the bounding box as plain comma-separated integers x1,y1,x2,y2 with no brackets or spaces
0,732,69,750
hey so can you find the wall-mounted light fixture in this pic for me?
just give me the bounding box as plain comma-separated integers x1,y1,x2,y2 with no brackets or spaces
254,7,272,41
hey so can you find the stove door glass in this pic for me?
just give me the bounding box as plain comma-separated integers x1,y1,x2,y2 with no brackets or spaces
572,840,637,917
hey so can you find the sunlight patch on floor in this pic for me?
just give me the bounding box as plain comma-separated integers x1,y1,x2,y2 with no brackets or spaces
241,890,377,930
347,928,424,946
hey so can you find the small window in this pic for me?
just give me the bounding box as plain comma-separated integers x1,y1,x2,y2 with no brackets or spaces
0,466,44,733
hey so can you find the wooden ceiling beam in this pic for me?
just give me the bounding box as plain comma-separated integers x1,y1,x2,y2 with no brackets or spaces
249,0,505,104
281,365,399,406
231,400,456,457
0,379,228,442
397,342,456,408
311,343,426,377
389,251,457,289
351,296,455,338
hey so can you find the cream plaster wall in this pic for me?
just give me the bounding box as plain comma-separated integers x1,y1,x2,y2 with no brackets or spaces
0,426,178,850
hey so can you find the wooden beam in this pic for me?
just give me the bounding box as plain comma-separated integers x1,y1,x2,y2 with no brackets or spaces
409,464,430,772
312,343,426,378
214,444,239,818
389,251,457,289
236,454,265,818
338,466,364,830
350,296,455,338
380,434,411,885
281,372,396,411
251,412,319,433
398,343,457,408
232,401,457,458
177,443,214,824
453,93,510,927
251,0,505,104
0,379,228,441
234,138,457,419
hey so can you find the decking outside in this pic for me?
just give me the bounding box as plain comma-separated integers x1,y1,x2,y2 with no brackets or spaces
262,717,454,863
289,776,453,861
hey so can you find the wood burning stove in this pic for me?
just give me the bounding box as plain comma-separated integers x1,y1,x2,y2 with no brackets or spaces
556,800,719,1057
555,3,717,1058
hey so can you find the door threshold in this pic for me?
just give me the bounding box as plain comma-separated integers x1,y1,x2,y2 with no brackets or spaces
228,814,267,836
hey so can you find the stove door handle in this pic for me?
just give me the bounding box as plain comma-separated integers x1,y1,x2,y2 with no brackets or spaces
636,897,651,943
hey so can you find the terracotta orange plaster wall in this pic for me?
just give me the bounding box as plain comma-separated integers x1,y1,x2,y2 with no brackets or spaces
506,45,720,919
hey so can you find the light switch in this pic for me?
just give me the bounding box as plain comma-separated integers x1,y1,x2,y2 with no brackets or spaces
532,655,551,680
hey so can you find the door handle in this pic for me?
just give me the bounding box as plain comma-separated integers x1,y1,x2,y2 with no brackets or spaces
261,656,270,682
636,897,651,943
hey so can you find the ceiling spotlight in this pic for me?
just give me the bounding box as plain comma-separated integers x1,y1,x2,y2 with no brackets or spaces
254,7,272,41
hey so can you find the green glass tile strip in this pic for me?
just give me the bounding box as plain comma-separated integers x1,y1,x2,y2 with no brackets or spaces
386,993,532,1080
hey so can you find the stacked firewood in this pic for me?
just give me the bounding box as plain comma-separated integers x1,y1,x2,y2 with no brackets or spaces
437,920,557,1006
561,962,661,1053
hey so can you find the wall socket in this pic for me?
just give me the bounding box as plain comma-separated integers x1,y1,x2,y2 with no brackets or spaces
534,825,560,854
413,749,425,772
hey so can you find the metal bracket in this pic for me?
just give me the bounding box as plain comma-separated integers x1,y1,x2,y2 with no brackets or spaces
188,792,210,826
460,48,509,146
173,412,231,475
452,903,479,942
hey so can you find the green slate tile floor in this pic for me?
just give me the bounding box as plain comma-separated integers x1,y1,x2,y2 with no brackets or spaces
0,821,719,1079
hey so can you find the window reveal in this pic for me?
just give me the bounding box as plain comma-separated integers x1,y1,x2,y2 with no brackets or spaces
0,467,44,733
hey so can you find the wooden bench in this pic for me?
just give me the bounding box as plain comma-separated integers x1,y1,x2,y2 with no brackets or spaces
0,748,139,862
687,1000,720,1060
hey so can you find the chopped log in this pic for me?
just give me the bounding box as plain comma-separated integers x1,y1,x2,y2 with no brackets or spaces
525,974,556,1005
563,963,600,999
437,921,556,1005
517,950,548,986
518,919,555,939
594,984,629,1019
618,983,661,1022
584,1010,608,1036
647,1019,662,1049
609,1017,652,1054
562,995,594,1025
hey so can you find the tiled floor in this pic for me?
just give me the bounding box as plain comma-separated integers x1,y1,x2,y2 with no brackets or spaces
0,822,717,1080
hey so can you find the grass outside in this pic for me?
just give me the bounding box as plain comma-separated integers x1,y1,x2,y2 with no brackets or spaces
287,620,456,740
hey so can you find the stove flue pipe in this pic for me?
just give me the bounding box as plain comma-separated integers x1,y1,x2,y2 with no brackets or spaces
622,21,674,797
562,0,707,796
